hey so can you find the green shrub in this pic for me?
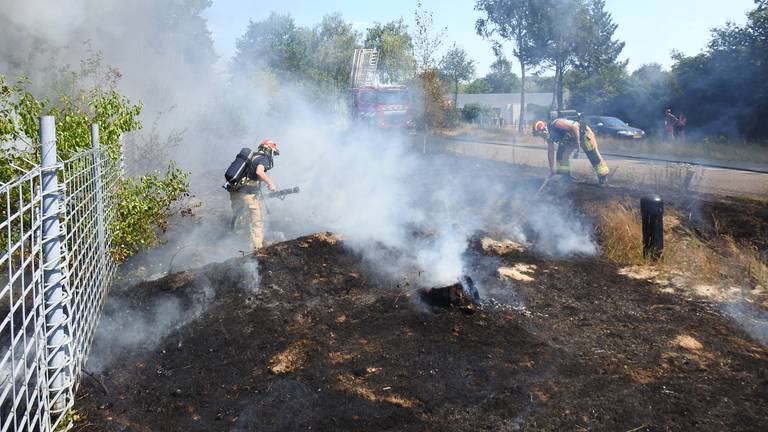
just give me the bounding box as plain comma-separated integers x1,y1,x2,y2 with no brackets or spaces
1,58,190,262
110,163,192,261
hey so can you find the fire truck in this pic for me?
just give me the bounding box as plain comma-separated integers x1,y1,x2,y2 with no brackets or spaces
348,49,414,130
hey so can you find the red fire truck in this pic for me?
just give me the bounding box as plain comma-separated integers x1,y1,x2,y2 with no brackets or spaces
348,85,413,129
348,49,414,130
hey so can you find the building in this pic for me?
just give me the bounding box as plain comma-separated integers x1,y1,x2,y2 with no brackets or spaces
455,93,555,128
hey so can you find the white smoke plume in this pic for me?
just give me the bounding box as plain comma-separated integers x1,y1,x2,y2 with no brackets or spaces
1,1,599,351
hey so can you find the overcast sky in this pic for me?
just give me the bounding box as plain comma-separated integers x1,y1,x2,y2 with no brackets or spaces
204,0,756,77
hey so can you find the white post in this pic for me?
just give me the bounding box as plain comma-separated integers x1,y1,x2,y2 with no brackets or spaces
40,116,73,412
91,124,106,274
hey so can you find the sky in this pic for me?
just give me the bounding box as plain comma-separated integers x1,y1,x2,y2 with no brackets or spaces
203,0,756,77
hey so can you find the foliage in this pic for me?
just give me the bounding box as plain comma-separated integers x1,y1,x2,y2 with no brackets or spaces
413,0,447,73
1,58,191,261
609,63,671,133
231,12,363,101
666,1,768,140
567,0,628,114
475,0,545,131
110,162,192,261
414,69,449,130
364,19,416,83
1,62,141,179
463,78,493,94
460,55,521,94
536,0,591,110
461,102,494,122
307,13,360,94
574,0,626,73
440,43,476,106
231,13,311,82
485,56,521,93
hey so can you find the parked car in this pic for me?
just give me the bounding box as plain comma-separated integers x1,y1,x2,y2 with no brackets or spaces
582,115,645,139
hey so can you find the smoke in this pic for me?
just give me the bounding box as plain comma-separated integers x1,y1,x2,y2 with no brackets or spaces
722,302,768,348
1,1,599,365
86,274,215,373
0,0,220,172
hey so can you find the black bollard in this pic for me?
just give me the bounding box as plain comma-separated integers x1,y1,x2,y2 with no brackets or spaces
640,195,664,260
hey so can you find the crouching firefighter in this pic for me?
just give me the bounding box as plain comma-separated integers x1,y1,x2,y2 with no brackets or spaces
223,139,279,249
533,117,610,185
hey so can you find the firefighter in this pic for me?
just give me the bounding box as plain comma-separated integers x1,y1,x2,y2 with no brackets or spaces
229,139,279,249
533,118,609,185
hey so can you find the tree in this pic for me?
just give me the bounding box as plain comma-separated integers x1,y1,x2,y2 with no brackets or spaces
575,0,626,73
364,19,416,83
485,55,521,92
611,63,670,132
412,1,448,130
413,0,447,73
537,0,590,110
440,44,476,107
231,13,310,81
463,78,493,93
309,13,360,93
664,0,768,140
567,0,628,113
475,0,544,132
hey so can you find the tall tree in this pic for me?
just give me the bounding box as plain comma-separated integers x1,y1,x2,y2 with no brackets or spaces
538,0,589,111
413,0,447,73
666,0,768,139
231,12,310,81
413,1,448,129
364,19,415,83
486,55,521,92
568,0,628,113
463,78,493,93
440,43,476,106
575,0,626,73
310,13,360,93
475,0,544,132
611,63,670,132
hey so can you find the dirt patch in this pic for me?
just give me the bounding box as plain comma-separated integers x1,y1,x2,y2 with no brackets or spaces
75,230,768,431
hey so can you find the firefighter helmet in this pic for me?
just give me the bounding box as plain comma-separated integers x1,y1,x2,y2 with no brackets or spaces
259,139,279,156
533,120,548,137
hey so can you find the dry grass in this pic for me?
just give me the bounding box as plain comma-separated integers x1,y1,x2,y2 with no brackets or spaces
442,124,520,142
663,230,723,283
722,236,768,288
595,198,767,291
595,200,645,265
595,199,722,283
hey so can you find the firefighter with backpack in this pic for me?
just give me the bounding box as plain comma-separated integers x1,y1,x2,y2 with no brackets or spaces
532,116,610,186
224,139,279,249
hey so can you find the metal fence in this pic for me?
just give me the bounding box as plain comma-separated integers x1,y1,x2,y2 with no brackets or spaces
1,118,120,431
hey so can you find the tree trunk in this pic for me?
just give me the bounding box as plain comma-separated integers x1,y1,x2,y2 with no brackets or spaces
557,60,565,111
454,79,459,109
518,59,526,133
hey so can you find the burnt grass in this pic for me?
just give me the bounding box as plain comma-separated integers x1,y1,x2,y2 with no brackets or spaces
75,168,768,432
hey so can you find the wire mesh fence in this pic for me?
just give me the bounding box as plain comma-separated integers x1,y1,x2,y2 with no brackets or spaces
1,119,121,431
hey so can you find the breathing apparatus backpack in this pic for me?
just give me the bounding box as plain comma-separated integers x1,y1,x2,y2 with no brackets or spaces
223,147,254,190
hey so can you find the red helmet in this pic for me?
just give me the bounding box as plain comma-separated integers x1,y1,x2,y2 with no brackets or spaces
259,139,279,155
533,120,548,137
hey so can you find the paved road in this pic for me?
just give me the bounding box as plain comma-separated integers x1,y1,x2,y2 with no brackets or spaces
419,135,768,200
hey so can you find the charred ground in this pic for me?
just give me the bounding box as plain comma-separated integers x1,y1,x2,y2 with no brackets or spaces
75,165,768,431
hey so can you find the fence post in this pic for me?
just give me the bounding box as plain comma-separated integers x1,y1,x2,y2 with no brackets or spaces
40,116,73,413
91,124,106,271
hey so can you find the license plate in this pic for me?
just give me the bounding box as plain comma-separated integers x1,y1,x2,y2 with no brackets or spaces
633,133,642,139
